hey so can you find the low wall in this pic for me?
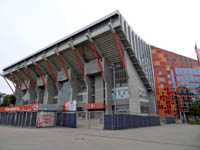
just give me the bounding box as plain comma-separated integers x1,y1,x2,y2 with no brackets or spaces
104,114,160,130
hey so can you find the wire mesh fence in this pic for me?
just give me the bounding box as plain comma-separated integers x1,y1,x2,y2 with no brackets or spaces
77,111,104,130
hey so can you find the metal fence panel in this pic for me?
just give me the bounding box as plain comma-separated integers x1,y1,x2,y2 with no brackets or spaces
11,113,16,125
26,112,31,127
31,112,37,127
89,111,104,130
77,111,87,128
104,114,161,130
56,112,63,126
63,112,76,128
22,112,26,127
77,111,104,129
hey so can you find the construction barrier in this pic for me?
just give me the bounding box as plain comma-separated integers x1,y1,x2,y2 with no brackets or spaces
165,115,176,124
0,111,77,128
62,112,77,128
0,112,37,127
104,114,160,130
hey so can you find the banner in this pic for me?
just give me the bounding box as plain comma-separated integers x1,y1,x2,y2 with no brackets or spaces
37,112,55,128
84,103,106,110
0,104,39,112
64,101,76,111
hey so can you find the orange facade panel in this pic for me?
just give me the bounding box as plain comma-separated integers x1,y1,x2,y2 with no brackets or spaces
151,46,200,117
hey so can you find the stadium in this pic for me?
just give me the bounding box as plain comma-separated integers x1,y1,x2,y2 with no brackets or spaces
0,10,199,128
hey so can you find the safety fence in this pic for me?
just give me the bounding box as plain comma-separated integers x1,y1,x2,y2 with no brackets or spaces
62,112,76,128
160,115,176,124
0,112,77,128
0,112,37,127
1,112,177,130
165,115,176,124
104,114,160,130
77,111,104,130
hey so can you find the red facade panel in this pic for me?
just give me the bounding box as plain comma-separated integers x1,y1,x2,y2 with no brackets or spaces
151,46,200,117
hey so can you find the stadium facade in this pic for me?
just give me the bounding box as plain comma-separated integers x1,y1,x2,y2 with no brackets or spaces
1,10,199,121
151,46,200,118
1,11,157,115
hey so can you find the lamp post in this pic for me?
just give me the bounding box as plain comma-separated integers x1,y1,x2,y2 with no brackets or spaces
110,64,117,114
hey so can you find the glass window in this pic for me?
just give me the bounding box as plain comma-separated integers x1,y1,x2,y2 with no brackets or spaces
178,83,200,89
112,62,128,88
176,76,200,82
175,68,200,75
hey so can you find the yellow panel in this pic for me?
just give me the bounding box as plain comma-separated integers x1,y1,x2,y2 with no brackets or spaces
159,109,165,115
155,61,160,65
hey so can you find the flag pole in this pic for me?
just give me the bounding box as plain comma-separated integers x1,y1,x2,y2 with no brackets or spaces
195,42,200,65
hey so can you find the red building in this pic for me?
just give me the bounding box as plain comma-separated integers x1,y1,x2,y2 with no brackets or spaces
151,46,200,118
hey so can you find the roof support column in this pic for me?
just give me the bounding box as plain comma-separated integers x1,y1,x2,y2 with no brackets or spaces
23,65,38,104
32,61,47,104
11,73,23,105
17,68,38,104
109,23,127,69
11,73,21,91
33,61,46,87
86,34,112,113
45,59,57,83
0,74,14,94
70,42,85,78
86,34,104,74
69,42,92,114
25,66,36,89
24,65,41,104
54,48,79,104
54,48,70,81
33,58,58,104
18,70,28,90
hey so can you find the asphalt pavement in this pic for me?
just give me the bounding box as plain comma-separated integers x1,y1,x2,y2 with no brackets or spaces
0,124,199,150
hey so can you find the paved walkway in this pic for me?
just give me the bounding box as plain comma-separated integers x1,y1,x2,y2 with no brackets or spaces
0,124,199,150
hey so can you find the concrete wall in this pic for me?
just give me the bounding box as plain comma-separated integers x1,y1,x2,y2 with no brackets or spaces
102,58,112,114
28,81,37,104
124,51,150,114
95,75,104,103
12,55,155,115
15,88,22,105
85,59,102,75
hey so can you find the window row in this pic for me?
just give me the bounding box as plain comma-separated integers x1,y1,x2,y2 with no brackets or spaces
175,68,200,75
176,76,200,82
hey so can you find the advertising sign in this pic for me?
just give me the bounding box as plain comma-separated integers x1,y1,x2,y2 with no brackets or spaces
84,103,106,110
37,112,55,128
0,104,39,112
64,101,76,111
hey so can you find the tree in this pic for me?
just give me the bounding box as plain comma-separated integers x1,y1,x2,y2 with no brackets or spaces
0,94,16,107
188,101,200,116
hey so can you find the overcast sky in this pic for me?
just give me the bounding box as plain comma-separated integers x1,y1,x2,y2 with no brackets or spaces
0,0,200,94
